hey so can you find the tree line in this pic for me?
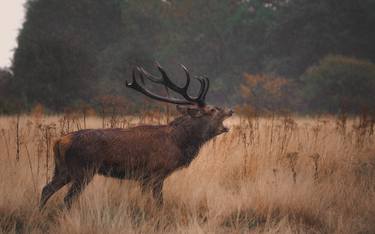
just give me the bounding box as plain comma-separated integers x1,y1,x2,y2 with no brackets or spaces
0,0,374,114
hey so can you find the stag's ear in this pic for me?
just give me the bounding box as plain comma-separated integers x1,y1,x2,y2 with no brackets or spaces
186,108,203,118
176,105,188,114
176,105,203,117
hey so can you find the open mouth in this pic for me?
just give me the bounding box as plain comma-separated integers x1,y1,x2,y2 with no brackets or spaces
221,119,231,133
218,110,233,134
222,126,229,133
221,111,233,133
216,124,229,135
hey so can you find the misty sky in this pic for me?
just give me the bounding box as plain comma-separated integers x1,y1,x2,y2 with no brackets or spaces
0,0,26,68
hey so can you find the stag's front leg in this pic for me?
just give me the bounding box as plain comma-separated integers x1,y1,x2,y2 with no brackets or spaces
151,179,164,206
140,177,165,206
140,176,152,194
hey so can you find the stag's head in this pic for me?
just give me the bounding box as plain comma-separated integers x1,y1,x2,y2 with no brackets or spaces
126,64,233,138
174,104,233,138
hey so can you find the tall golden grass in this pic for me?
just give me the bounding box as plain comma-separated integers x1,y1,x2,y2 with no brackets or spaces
0,113,374,233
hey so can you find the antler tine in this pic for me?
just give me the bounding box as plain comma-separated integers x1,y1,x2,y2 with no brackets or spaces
125,69,136,87
195,76,206,101
157,64,185,92
201,76,210,100
126,68,193,105
139,67,163,84
137,66,146,85
180,64,191,91
156,64,201,102
165,64,206,105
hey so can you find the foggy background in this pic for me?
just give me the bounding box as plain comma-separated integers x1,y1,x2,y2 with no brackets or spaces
0,0,374,114
0,0,25,67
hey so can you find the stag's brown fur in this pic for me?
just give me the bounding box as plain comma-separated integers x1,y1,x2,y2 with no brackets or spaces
39,106,233,209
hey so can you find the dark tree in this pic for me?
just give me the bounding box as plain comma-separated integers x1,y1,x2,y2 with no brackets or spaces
301,55,375,113
264,0,375,78
12,0,122,110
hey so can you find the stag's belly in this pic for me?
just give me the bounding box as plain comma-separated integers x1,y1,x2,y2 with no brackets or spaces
97,161,151,180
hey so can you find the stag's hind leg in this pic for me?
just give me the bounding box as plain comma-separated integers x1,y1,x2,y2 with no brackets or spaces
39,173,70,210
63,174,94,209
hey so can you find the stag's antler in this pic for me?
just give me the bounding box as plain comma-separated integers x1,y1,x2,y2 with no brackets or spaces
126,64,209,107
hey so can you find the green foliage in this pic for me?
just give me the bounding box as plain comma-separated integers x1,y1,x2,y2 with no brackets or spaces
301,55,375,113
264,0,375,78
5,0,375,113
10,0,278,111
0,68,14,114
0,68,25,114
12,0,123,111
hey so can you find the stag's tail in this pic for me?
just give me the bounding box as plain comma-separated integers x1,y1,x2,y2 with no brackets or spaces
52,136,71,178
53,139,63,177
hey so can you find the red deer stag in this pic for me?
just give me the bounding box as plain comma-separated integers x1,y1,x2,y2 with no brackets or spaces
39,64,233,209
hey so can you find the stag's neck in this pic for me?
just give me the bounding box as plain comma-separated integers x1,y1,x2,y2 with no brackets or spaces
169,116,211,166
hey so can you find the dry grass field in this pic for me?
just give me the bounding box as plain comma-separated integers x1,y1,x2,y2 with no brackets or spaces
0,113,374,233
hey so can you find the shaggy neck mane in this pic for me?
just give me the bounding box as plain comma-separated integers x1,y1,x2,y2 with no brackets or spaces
168,115,211,166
